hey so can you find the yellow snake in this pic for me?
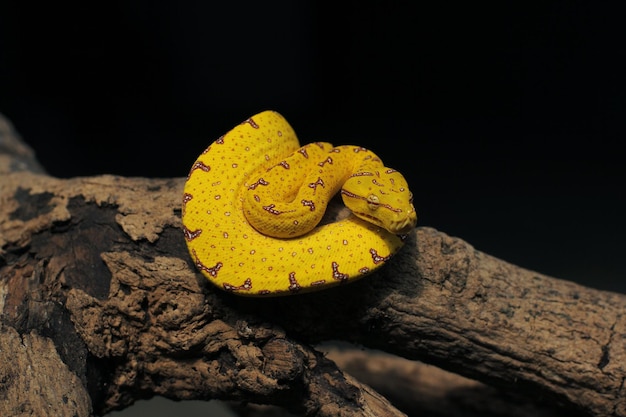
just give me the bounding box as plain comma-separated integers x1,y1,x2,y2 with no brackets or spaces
182,111,417,296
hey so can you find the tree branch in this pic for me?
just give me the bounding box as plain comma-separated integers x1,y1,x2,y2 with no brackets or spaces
1,112,624,416
250,228,626,416
322,345,567,417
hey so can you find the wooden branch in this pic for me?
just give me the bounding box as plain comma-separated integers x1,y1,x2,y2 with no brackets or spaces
323,345,567,417
252,229,626,417
1,112,624,416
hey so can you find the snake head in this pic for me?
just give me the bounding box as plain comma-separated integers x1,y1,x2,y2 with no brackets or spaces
341,168,417,235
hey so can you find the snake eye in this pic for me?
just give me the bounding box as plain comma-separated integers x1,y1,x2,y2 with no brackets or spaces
367,194,380,210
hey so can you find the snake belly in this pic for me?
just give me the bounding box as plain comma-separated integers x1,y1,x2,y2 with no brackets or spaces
182,110,414,296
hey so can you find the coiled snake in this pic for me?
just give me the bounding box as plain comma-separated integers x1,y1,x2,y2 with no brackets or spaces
182,111,417,296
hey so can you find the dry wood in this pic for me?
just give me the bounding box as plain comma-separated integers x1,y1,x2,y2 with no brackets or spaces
1,112,624,416
323,345,578,417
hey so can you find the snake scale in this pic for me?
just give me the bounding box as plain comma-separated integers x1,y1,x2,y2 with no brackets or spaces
182,110,417,296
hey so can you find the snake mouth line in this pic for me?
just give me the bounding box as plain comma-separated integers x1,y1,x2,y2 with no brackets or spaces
352,212,390,232
353,211,415,235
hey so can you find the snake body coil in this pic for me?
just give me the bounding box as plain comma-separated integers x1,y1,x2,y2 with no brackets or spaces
182,111,417,296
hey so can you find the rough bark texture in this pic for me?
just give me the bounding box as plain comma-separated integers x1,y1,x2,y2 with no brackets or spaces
1,112,625,416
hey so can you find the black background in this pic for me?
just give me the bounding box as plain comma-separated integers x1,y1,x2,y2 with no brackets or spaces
1,1,625,292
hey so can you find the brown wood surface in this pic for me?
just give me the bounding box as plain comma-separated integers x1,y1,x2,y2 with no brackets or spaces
1,112,624,416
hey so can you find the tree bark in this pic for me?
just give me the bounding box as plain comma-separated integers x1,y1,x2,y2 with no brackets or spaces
1,112,624,416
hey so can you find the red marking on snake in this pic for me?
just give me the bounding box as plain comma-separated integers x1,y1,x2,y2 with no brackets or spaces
288,272,301,292
313,142,326,149
372,179,384,186
385,168,398,174
308,177,325,193
223,278,252,292
298,148,309,158
216,135,225,144
278,160,290,169
311,280,326,286
301,199,316,211
182,193,193,216
340,189,361,200
350,171,374,177
359,267,370,274
191,249,222,277
331,262,349,282
370,248,390,264
352,147,368,153
242,117,259,129
263,204,294,215
248,178,269,190
318,156,333,167
183,226,202,241
188,161,210,178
